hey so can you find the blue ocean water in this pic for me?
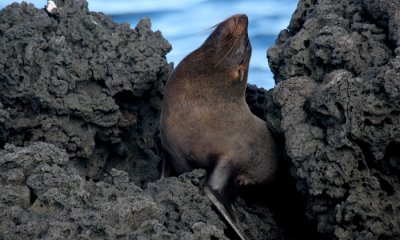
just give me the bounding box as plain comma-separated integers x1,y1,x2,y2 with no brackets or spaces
1,0,298,89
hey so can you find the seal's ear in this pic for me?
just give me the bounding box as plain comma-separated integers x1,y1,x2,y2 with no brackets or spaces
238,66,245,82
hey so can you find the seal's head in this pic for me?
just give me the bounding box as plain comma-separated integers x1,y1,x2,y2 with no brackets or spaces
201,14,252,83
171,14,252,95
206,15,251,62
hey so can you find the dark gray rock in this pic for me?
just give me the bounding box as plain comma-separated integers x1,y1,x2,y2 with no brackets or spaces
267,0,400,239
0,1,286,239
0,142,214,239
0,0,171,186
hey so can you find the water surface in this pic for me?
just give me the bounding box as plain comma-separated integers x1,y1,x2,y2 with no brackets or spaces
1,0,298,89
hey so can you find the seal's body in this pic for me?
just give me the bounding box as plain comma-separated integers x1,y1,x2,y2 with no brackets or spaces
160,14,279,240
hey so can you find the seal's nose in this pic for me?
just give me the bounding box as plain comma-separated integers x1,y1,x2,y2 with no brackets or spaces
232,14,247,19
233,14,248,25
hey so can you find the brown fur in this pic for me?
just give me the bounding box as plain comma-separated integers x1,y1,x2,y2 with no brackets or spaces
160,14,279,240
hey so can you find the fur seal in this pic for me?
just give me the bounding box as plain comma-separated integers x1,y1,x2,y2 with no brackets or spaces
160,14,279,240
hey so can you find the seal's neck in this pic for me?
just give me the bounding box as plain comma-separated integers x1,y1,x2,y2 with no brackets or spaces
177,53,247,101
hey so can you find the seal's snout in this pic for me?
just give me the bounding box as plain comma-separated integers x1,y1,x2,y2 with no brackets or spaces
233,14,248,26
229,14,248,35
213,14,248,39
199,13,251,69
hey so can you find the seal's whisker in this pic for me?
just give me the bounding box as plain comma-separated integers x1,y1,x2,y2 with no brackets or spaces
224,33,235,42
215,35,240,67
221,37,235,47
210,23,218,29
197,24,219,36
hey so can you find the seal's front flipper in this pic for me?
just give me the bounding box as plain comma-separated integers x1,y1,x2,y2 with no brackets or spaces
204,164,248,240
160,150,175,179
204,186,248,240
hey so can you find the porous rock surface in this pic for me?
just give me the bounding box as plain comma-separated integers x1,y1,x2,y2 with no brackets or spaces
0,0,170,185
0,142,228,239
267,0,400,239
0,1,285,239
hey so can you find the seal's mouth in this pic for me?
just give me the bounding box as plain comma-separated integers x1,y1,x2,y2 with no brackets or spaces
244,38,250,52
245,36,250,48
239,38,251,65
